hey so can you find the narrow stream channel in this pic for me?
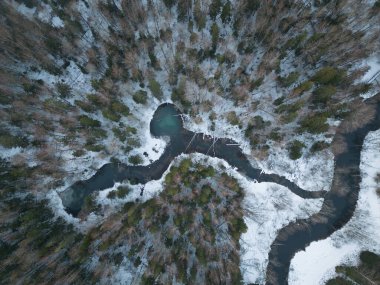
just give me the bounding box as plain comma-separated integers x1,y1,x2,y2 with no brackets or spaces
265,94,380,285
58,98,380,285
60,103,325,216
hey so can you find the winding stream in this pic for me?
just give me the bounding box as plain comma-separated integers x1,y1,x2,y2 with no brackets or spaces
61,103,325,216
60,97,380,284
265,94,380,284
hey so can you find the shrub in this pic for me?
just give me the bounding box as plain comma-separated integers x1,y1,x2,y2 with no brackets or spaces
73,149,85,157
110,101,130,116
312,67,346,86
288,140,305,160
133,90,148,104
283,32,307,50
148,79,163,99
299,113,329,134
244,0,260,13
116,186,131,199
22,82,39,95
273,96,285,106
87,94,103,107
210,22,219,49
278,72,299,87
209,0,222,20
198,185,213,205
79,115,101,128
229,217,247,240
312,85,336,105
226,111,240,126
85,143,104,152
75,100,94,113
221,1,232,23
0,132,29,148
56,83,72,98
293,81,313,95
107,190,117,199
129,155,142,165
102,109,121,122
310,141,329,153
44,36,62,54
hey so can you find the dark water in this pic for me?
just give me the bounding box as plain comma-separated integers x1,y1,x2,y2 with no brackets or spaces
60,103,325,216
58,100,380,284
265,95,380,285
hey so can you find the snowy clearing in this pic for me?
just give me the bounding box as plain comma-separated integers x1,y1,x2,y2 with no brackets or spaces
289,129,380,285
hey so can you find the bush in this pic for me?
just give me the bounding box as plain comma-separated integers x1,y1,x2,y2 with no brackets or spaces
129,155,142,165
133,90,148,104
116,186,131,198
0,132,29,148
299,113,329,134
79,115,101,128
312,85,336,105
209,0,222,20
221,1,232,23
226,111,240,126
283,32,307,50
75,100,94,113
244,0,260,13
111,101,130,116
288,140,305,160
148,79,163,99
310,141,329,153
312,67,346,86
210,22,219,49
56,83,72,98
293,81,313,95
44,36,62,54
102,109,121,122
278,72,299,87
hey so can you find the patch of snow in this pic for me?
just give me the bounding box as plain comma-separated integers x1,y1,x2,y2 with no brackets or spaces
260,144,335,192
240,182,323,284
14,2,36,19
0,146,23,160
51,16,64,28
289,129,380,284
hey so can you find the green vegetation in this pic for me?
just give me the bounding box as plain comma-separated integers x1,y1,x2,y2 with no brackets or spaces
56,82,72,98
221,1,232,23
283,32,307,50
102,109,121,122
227,111,240,126
0,131,29,148
299,112,329,134
107,186,131,199
278,72,300,87
310,141,329,153
312,85,336,105
293,80,313,95
148,79,163,99
128,154,142,165
288,140,305,160
133,90,148,104
211,22,220,49
79,115,101,128
312,67,346,86
326,251,380,285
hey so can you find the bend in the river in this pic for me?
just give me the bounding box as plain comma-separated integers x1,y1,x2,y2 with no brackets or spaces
265,93,380,285
60,103,325,216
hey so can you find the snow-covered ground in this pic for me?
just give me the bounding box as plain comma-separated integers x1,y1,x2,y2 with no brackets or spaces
240,182,323,284
289,129,380,285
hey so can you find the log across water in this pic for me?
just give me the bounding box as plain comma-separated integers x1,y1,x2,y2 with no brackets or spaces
60,103,325,216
